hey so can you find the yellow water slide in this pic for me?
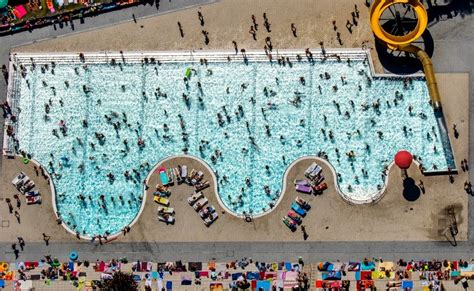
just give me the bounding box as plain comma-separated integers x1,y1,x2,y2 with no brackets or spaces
369,0,441,109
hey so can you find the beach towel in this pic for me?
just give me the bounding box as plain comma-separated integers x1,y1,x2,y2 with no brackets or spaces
256,280,271,291
0,280,4,288
210,282,223,290
265,272,276,279
322,271,342,280
247,272,259,280
199,271,209,278
166,280,172,290
348,262,360,271
361,262,375,271
231,273,242,280
188,262,202,271
402,280,414,289
157,278,163,290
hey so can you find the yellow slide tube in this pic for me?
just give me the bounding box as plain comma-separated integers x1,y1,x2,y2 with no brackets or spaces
369,0,441,109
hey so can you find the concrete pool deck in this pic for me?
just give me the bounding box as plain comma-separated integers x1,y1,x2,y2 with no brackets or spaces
0,72,469,244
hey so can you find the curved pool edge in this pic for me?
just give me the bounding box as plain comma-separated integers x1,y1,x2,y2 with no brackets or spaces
143,154,283,220
19,156,147,241
292,156,423,205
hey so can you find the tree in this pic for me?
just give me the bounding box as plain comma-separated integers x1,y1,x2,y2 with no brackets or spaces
103,271,138,291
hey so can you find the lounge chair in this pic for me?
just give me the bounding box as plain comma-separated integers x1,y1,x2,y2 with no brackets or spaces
180,165,188,179
19,180,35,194
27,195,42,205
193,197,208,211
294,179,310,186
295,196,311,210
287,211,302,225
295,184,312,194
195,180,209,191
167,168,174,186
307,166,322,180
158,168,169,186
204,212,218,226
304,162,317,176
291,202,306,217
282,217,297,231
191,171,204,185
154,196,170,206
198,205,216,218
12,172,27,187
313,182,328,192
174,168,183,184
157,206,174,214
25,190,40,198
187,192,203,206
186,169,197,185
158,213,175,224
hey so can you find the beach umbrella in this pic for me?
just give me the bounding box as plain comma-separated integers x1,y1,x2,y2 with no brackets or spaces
0,0,8,9
394,150,413,169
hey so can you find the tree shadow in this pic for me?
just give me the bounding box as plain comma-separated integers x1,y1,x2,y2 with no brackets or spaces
403,177,422,202
425,0,473,24
374,20,434,74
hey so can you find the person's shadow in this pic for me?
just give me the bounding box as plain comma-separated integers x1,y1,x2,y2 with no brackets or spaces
403,177,421,201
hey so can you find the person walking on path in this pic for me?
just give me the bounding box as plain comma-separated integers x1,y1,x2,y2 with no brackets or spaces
177,22,184,38
291,23,297,37
249,26,257,40
251,14,258,30
418,180,425,194
232,41,238,54
42,233,51,246
301,225,309,240
12,244,19,259
198,11,205,26
202,30,209,45
13,194,21,209
14,210,21,224
18,237,25,251
6,198,13,213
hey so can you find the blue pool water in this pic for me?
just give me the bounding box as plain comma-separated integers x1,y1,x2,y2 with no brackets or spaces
9,53,453,236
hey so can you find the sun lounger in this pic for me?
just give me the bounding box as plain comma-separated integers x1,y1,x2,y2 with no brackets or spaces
304,162,317,177
12,172,27,187
313,182,328,192
25,190,40,198
295,196,311,210
158,168,169,186
198,205,216,218
287,211,302,225
295,184,312,194
195,180,209,191
294,179,310,186
167,168,174,185
307,166,322,180
187,192,203,206
186,169,197,184
158,213,175,224
180,165,188,179
19,180,35,194
157,206,174,214
191,171,204,185
174,168,183,184
27,195,41,205
282,217,297,231
291,202,306,217
193,197,208,211
204,212,218,226
154,196,170,206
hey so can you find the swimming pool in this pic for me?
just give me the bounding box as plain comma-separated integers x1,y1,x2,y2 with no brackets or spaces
5,50,455,237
